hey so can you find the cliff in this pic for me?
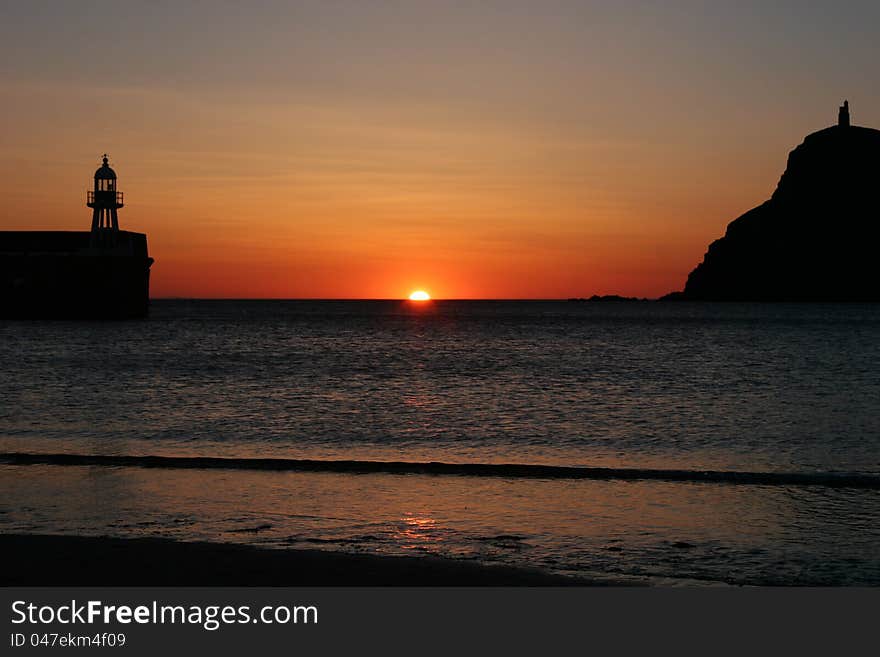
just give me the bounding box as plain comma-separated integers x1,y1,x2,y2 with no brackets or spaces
673,112,880,301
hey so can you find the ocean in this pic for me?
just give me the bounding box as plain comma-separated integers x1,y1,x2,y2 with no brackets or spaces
2,300,879,585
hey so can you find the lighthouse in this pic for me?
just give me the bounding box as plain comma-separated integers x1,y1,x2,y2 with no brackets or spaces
0,155,153,318
87,154,124,245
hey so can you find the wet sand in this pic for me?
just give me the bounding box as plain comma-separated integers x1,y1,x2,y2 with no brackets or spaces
0,534,607,586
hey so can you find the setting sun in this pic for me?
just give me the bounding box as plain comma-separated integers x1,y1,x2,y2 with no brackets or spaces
408,290,431,301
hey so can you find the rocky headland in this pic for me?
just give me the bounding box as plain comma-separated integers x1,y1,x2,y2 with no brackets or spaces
669,102,880,301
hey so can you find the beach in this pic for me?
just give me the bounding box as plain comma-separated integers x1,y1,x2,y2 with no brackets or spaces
0,534,594,586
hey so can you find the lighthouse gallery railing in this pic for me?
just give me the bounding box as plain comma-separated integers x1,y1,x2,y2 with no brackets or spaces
87,191,124,205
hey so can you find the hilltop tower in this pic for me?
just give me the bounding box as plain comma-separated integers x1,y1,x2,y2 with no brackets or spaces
87,154,124,246
838,100,850,127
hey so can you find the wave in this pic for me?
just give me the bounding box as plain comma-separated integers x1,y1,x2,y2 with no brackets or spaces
2,452,879,489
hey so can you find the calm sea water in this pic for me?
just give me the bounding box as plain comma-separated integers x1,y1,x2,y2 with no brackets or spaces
2,300,879,584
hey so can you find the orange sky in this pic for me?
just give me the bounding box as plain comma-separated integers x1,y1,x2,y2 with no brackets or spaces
2,2,878,298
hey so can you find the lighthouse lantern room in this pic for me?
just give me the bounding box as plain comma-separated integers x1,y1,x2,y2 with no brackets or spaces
87,154,124,243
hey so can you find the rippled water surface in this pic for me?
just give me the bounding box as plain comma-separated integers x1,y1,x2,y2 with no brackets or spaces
2,300,879,584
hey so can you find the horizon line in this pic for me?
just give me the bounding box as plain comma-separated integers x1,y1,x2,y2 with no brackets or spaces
150,296,659,302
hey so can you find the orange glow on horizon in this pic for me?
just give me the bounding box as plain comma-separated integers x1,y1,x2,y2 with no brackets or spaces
408,290,431,301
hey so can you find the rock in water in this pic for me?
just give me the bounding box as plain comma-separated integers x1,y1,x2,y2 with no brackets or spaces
675,103,880,301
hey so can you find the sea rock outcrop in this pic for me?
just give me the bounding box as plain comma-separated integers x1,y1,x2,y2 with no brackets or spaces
673,102,880,301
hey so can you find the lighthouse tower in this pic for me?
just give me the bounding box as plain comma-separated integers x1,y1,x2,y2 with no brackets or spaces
87,154,124,246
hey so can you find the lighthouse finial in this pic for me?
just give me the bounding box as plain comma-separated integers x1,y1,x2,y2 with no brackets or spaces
102,153,109,166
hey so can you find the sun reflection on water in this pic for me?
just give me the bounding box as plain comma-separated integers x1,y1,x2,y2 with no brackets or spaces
395,514,442,551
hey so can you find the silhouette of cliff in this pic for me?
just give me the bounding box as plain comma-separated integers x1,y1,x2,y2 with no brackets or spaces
673,103,880,301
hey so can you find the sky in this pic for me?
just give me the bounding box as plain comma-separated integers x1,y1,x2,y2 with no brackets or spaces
2,0,878,298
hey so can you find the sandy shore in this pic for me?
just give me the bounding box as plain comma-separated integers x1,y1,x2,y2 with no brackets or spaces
0,534,606,586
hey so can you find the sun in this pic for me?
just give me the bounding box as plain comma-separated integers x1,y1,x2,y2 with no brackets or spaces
408,290,431,301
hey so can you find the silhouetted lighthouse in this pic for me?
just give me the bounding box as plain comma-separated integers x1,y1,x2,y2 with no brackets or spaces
0,155,153,318
87,154,124,245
